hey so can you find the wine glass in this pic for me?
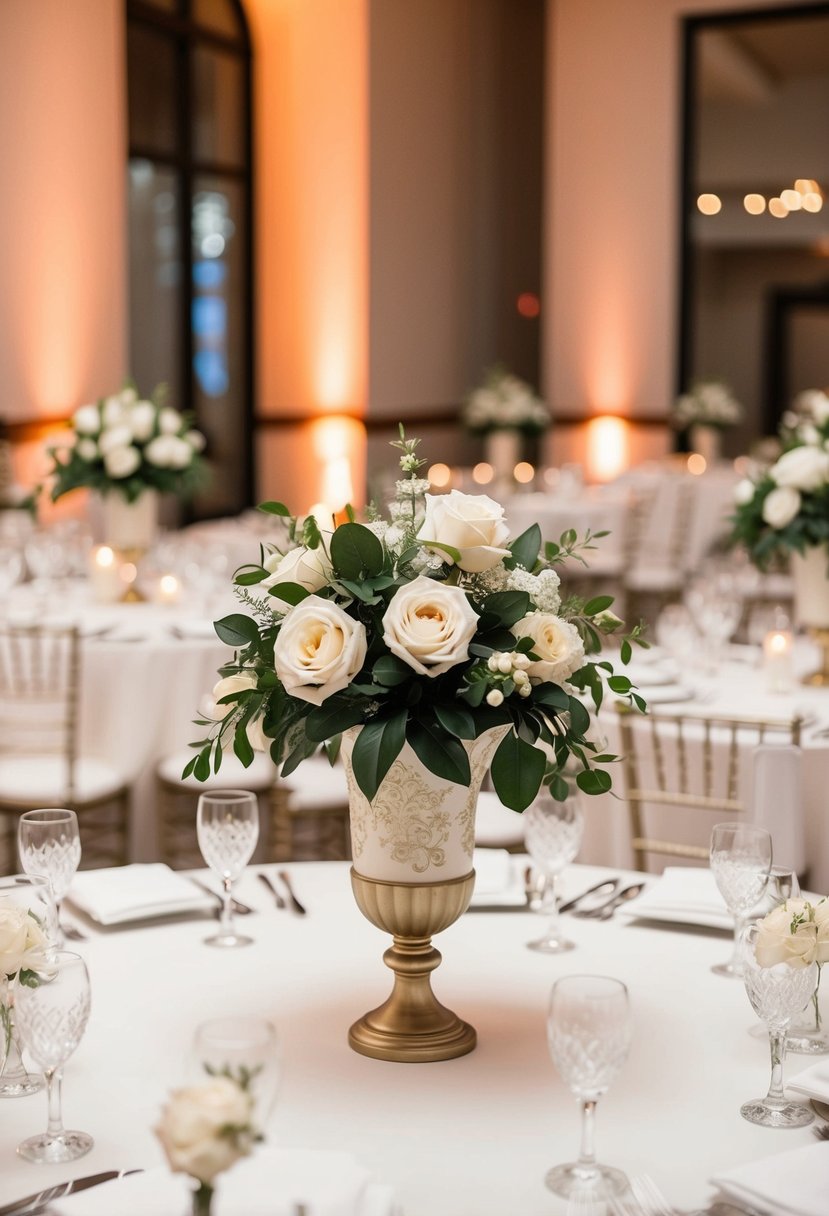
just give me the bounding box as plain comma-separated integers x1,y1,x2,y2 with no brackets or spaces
525,789,584,953
709,822,772,977
18,809,82,948
545,975,632,1198
15,951,93,1162
197,790,259,948
739,923,816,1128
191,1016,280,1125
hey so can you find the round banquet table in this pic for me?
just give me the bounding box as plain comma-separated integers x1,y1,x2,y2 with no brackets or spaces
0,859,822,1215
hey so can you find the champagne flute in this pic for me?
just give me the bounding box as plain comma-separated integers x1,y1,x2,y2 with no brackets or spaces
739,923,816,1128
15,951,93,1162
709,822,772,977
525,790,584,954
18,809,82,948
545,975,632,1198
197,790,259,948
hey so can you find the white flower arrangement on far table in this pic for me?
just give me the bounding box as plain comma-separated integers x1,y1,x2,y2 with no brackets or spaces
49,383,207,505
461,366,550,434
673,380,743,430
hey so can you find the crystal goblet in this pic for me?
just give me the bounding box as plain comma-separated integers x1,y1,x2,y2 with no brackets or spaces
525,790,584,954
545,974,632,1198
15,951,93,1162
18,809,82,949
197,790,259,948
709,822,772,977
191,1016,280,1125
739,923,816,1128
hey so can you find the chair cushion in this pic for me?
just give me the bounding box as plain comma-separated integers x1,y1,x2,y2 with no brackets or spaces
0,755,127,805
283,756,350,813
474,791,525,848
158,748,277,792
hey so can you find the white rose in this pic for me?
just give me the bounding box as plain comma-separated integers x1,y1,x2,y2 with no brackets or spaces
797,390,829,425
76,439,98,462
102,395,128,428
129,400,157,442
0,903,48,978
262,543,331,594
761,486,801,530
98,425,134,455
273,596,367,705
72,404,101,435
167,437,193,469
770,446,829,492
798,423,821,446
144,435,177,467
207,672,258,721
120,386,138,406
381,575,479,677
155,1078,254,1185
754,900,818,969
512,612,585,685
185,428,207,452
417,490,511,573
734,478,756,506
103,445,141,479
159,407,184,435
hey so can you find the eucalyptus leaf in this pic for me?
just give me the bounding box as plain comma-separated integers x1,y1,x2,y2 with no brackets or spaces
490,731,546,812
305,698,366,743
576,769,612,795
214,614,260,648
407,719,470,786
267,581,311,606
506,524,542,572
433,704,476,740
330,522,385,579
350,711,407,801
258,501,291,516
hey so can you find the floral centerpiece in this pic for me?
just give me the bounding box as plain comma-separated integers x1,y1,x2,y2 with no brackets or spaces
155,1076,260,1216
190,429,644,813
755,896,829,1030
461,366,550,489
0,897,50,1093
674,379,742,464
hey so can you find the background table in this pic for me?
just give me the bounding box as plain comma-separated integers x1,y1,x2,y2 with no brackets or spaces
0,860,820,1215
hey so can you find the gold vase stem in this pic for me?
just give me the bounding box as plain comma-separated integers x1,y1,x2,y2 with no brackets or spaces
803,627,829,686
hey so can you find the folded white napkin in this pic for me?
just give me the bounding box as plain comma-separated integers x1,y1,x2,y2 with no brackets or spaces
67,864,215,925
52,1150,395,1216
470,849,524,906
615,866,731,930
710,1140,829,1216
788,1058,829,1105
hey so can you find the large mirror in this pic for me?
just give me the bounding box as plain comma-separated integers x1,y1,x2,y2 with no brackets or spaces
680,3,829,456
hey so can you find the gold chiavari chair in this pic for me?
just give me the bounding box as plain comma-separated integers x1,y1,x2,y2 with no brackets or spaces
0,622,131,873
269,755,352,862
615,703,803,873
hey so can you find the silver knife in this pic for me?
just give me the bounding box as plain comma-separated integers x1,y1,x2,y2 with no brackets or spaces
0,1169,142,1216
277,870,307,916
188,877,253,916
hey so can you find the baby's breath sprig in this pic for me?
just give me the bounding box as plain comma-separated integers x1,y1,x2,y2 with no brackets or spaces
390,425,429,532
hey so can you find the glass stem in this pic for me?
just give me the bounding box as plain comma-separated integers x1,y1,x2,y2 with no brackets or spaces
577,1098,598,1167
221,877,234,938
543,875,560,941
730,913,746,972
45,1068,64,1138
766,1029,787,1106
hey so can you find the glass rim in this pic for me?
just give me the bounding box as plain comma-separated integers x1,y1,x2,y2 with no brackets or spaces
196,789,258,803
549,974,629,1000
194,1015,277,1048
19,808,78,824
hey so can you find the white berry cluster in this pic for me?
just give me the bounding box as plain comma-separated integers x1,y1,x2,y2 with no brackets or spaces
485,650,532,706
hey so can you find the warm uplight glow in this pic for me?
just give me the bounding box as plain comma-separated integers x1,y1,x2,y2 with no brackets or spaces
516,292,541,319
585,416,628,483
803,192,824,214
472,462,493,485
310,415,364,512
780,189,802,211
95,545,115,568
159,574,180,602
697,193,721,215
428,463,452,489
769,198,789,219
687,453,707,476
795,179,813,194
743,194,766,215
514,462,535,485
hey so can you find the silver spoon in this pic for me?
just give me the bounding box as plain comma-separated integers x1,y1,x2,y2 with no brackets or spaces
573,882,646,920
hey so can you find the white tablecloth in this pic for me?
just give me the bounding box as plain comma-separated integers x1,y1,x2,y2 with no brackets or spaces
0,860,822,1215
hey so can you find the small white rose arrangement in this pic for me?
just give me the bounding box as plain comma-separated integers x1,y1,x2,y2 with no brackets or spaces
188,428,646,809
155,1076,259,1216
673,380,743,430
461,366,550,435
732,388,829,567
48,383,207,505
0,899,51,1061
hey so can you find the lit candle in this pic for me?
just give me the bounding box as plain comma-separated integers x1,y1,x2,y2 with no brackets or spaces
88,545,121,603
763,629,794,693
157,573,180,605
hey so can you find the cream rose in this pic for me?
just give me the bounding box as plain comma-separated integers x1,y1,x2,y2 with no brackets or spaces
734,478,756,506
98,425,134,455
155,1078,254,1185
185,428,207,452
129,400,157,442
0,903,48,978
417,490,511,573
762,486,801,530
103,445,141,480
771,446,829,492
72,404,100,435
102,395,128,428
262,543,331,595
76,438,98,462
207,672,258,721
144,435,178,468
754,900,818,969
381,575,479,677
512,612,585,685
274,596,367,705
159,407,184,435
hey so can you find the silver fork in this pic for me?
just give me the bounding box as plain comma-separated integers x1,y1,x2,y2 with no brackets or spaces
813,1122,829,1140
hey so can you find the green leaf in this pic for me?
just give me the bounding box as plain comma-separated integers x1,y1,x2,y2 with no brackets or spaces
419,539,461,564
531,683,570,712
490,731,546,812
584,595,613,615
560,528,577,548
194,749,212,782
607,675,632,694
372,655,412,687
350,711,407,801
233,721,254,767
258,501,291,516
338,578,381,604
506,524,542,572
330,522,384,580
567,695,591,735
302,514,322,549
214,614,260,648
407,719,470,786
481,591,531,628
620,639,632,664
305,698,366,742
433,704,476,739
267,581,311,606
549,773,570,801
576,769,612,796
234,565,269,586
181,755,198,780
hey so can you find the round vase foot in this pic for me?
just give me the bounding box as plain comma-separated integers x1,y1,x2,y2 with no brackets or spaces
348,1009,476,1063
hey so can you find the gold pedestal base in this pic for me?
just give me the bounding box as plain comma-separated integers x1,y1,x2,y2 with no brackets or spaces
117,547,146,603
802,627,829,686
348,868,476,1063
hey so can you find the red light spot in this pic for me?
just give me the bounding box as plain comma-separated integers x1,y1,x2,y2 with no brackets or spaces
516,292,540,319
